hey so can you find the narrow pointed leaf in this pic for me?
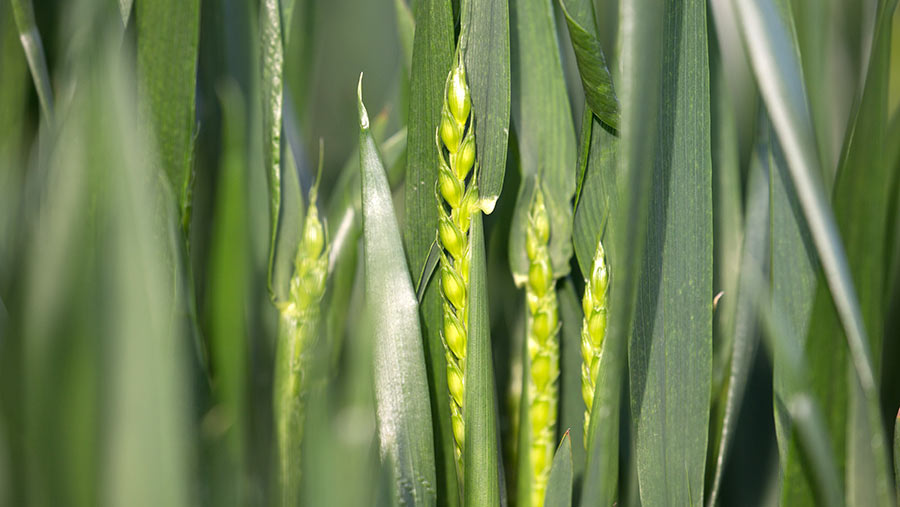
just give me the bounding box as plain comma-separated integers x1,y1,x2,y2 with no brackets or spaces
767,114,819,504
461,0,511,212
749,268,844,507
325,127,406,365
558,279,586,476
558,0,619,131
359,79,437,507
137,0,201,236
573,117,617,279
464,212,501,506
261,0,286,300
544,432,574,507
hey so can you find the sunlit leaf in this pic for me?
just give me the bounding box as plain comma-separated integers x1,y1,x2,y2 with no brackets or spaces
359,77,437,506
558,0,619,131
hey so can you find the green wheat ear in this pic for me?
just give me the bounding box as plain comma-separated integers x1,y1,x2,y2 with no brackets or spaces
524,186,559,506
436,52,478,486
581,237,608,448
274,180,329,506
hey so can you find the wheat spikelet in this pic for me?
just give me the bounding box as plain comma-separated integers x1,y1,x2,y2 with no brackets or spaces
524,187,559,506
274,184,328,506
436,53,478,484
581,238,608,448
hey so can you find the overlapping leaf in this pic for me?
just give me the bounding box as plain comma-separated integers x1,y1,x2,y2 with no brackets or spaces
359,79,437,506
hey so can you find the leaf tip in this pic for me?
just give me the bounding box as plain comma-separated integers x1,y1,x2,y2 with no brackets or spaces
357,73,369,130
479,195,498,214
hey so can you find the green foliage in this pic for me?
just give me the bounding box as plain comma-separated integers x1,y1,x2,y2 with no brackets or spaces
2,0,899,506
360,78,438,505
137,0,201,236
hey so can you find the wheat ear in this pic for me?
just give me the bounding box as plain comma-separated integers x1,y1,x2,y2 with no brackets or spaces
581,238,608,448
274,183,328,506
436,53,478,484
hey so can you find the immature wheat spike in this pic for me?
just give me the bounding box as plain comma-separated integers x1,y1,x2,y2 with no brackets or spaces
274,184,328,506
436,53,478,481
524,188,559,507
581,238,608,447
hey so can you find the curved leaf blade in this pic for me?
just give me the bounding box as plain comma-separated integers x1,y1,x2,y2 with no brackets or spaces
544,432,574,507
359,78,437,507
558,279,586,477
137,0,200,236
463,212,502,506
558,0,619,131
261,0,286,301
462,0,511,212
732,0,894,503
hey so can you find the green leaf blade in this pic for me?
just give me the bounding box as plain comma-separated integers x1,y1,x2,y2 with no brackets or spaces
463,212,502,507
403,0,459,503
558,279,586,476
260,0,286,301
733,0,895,503
544,432,574,507
359,79,438,507
558,0,619,131
137,0,201,236
580,0,667,500
508,0,577,280
462,0,511,211
628,0,713,505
